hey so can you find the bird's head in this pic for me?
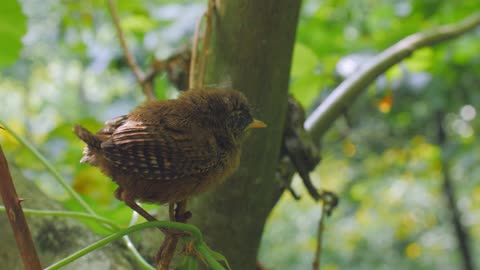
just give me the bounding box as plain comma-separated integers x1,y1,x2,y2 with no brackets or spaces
184,89,266,143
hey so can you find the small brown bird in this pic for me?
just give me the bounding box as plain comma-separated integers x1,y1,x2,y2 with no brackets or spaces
74,89,265,221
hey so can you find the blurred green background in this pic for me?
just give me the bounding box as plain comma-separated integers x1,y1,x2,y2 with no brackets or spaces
1,0,479,269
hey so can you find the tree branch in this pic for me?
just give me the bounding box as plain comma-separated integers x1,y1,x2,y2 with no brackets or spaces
189,0,216,90
189,15,203,89
304,12,480,140
0,145,42,270
435,112,475,270
107,0,155,100
273,14,480,267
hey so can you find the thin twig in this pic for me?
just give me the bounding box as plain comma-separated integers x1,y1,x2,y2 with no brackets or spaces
0,145,42,270
312,201,325,270
107,0,155,100
144,69,159,85
286,185,301,200
436,112,474,270
313,191,338,270
197,0,216,88
189,13,205,89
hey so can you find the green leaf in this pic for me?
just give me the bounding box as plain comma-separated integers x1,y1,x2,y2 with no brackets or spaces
405,48,434,72
202,245,231,270
0,0,27,66
176,255,198,270
290,43,318,77
121,14,156,33
289,43,322,107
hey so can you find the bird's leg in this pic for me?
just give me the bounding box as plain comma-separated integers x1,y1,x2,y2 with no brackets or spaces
155,200,191,269
115,187,157,222
156,236,179,270
168,202,175,221
115,187,169,234
174,200,192,222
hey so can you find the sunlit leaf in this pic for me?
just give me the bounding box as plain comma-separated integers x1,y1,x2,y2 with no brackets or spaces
121,15,156,33
0,0,27,66
405,48,434,72
405,242,422,259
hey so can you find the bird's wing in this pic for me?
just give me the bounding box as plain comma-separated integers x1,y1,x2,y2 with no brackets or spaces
100,120,221,180
97,115,128,136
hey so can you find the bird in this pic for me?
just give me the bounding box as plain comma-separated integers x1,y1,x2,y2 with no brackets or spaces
74,89,266,222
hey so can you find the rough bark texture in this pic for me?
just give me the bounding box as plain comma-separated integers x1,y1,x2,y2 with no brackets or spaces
0,167,138,270
0,145,41,270
189,1,302,269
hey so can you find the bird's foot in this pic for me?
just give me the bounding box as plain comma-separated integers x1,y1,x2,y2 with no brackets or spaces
175,210,192,223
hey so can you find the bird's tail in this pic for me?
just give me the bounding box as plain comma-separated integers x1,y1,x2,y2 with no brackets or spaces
74,125,102,149
74,125,102,165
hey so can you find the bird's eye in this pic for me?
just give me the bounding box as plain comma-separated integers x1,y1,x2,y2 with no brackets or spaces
228,110,252,133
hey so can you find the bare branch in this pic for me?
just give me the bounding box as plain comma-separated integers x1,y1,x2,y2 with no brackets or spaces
305,12,480,141
436,112,475,270
190,0,216,89
0,145,42,270
313,191,338,270
197,0,216,88
312,203,325,270
107,0,155,100
189,13,205,89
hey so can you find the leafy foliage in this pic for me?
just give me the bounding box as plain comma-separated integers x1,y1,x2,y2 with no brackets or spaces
0,0,26,66
261,0,480,269
0,0,479,269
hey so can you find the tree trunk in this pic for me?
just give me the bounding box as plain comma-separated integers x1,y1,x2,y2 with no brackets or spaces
189,1,302,269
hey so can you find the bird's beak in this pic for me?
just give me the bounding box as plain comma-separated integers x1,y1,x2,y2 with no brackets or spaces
248,119,267,129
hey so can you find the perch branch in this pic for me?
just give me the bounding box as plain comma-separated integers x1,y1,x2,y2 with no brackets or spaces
156,201,189,270
0,145,42,270
304,12,480,141
107,0,155,100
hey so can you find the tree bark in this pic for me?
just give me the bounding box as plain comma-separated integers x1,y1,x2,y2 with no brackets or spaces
189,1,302,269
0,146,41,270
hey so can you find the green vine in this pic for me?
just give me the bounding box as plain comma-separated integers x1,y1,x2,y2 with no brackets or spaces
43,221,225,270
0,121,153,269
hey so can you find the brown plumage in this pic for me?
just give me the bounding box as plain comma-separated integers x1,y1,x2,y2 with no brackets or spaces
74,89,265,210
